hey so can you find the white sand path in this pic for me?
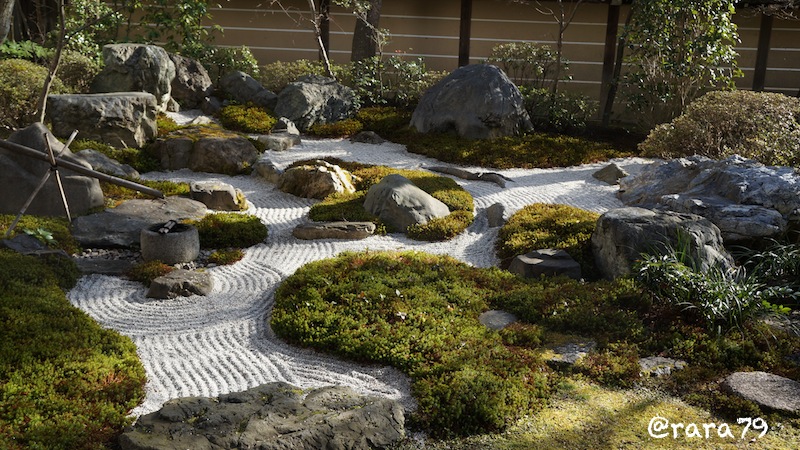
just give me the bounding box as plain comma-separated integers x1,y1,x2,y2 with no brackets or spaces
67,135,653,418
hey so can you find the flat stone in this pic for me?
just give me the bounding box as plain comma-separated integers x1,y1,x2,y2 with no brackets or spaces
271,117,300,135
0,234,47,254
509,249,582,280
639,356,687,377
258,132,301,152
190,181,245,211
545,340,596,366
486,203,505,228
479,310,518,330
722,371,800,413
146,269,213,299
350,131,386,144
292,221,375,240
593,163,628,185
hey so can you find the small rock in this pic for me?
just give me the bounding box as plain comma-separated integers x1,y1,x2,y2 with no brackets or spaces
272,117,300,135
75,149,140,178
508,249,582,280
479,310,518,330
146,269,213,299
278,160,357,199
486,203,506,228
350,131,386,144
545,340,597,366
639,356,687,377
722,371,800,413
0,234,47,254
592,163,628,185
190,181,245,211
258,133,301,152
292,221,376,240
253,157,283,184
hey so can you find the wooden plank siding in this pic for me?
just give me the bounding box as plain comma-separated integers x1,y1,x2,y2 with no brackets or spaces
126,0,800,97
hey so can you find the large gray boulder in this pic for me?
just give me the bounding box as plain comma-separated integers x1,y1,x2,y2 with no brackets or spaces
277,160,357,199
47,93,158,148
219,71,278,111
591,207,734,280
91,44,176,112
169,53,213,109
149,135,260,175
619,155,800,242
119,382,405,450
364,174,451,232
274,75,357,131
0,123,104,217
411,64,533,139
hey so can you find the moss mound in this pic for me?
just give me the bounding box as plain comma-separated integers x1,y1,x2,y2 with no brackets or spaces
218,103,277,134
189,213,268,249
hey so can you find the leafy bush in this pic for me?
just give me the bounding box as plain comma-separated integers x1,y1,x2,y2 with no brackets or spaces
497,203,600,279
189,213,268,249
638,90,800,167
346,55,446,107
258,59,332,93
127,260,174,285
272,250,553,436
55,51,102,93
218,103,277,134
0,59,66,129
355,106,413,138
0,40,51,63
0,250,146,450
521,87,596,133
487,42,563,89
308,118,364,138
195,45,260,83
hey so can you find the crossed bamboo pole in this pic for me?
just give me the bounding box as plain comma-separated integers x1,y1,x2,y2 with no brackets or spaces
1,131,164,238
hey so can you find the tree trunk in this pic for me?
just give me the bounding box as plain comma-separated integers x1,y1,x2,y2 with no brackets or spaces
350,0,382,61
36,0,65,123
601,5,633,127
0,0,14,43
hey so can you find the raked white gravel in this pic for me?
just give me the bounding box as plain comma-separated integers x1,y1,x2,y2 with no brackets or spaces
67,130,654,418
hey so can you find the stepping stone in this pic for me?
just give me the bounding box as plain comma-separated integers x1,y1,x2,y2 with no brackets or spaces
292,221,376,240
639,356,687,377
509,249,582,280
593,163,628,185
479,310,518,330
258,133,301,152
545,340,596,366
147,269,213,299
722,371,800,413
190,181,245,211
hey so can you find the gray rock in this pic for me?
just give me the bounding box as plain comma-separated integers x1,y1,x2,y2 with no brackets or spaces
0,234,47,254
150,136,260,175
411,64,532,139
591,207,734,280
140,222,201,265
593,163,628,185
546,340,596,366
618,155,800,242
722,371,800,413
91,44,176,112
272,117,300,135
479,310,518,330
219,71,278,111
169,53,213,109
118,382,405,450
258,133,301,152
190,181,245,211
71,197,207,248
292,221,376,240
509,249,582,280
274,75,357,131
363,174,451,233
253,157,283,184
639,356,687,377
201,96,223,115
0,123,104,217
75,149,140,178
47,93,158,148
486,203,506,228
146,269,213,299
351,131,386,145
278,160,357,199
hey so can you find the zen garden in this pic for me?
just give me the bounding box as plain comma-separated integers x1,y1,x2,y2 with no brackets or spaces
3,0,800,449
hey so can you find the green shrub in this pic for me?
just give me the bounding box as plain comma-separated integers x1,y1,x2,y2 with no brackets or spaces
576,342,641,388
356,106,414,138
346,55,446,107
521,86,597,133
309,119,364,138
0,40,52,63
0,215,78,255
0,250,146,450
218,103,277,134
258,59,331,93
198,45,260,83
189,213,268,249
638,90,800,167
208,248,245,265
0,59,66,129
55,51,102,93
272,250,553,436
497,203,600,279
487,42,563,89
128,260,174,285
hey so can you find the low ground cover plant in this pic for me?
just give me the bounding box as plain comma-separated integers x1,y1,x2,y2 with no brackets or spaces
0,250,146,449
218,103,277,134
188,212,268,249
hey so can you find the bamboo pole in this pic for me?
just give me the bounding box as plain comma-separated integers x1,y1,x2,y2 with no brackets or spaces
0,139,165,199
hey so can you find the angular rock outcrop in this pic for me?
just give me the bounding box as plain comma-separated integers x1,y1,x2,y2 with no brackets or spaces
118,382,405,450
591,207,734,280
411,64,533,139
75,149,140,178
91,44,176,112
219,71,278,111
147,269,213,299
168,53,213,109
190,181,246,211
593,163,628,185
0,123,104,216
618,155,800,242
253,157,283,184
150,135,260,175
47,93,158,148
274,75,357,131
363,174,451,232
277,160,356,199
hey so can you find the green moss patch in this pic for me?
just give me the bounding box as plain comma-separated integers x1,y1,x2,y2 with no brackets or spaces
218,103,277,134
309,118,364,138
0,215,79,255
0,250,146,450
188,213,268,249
